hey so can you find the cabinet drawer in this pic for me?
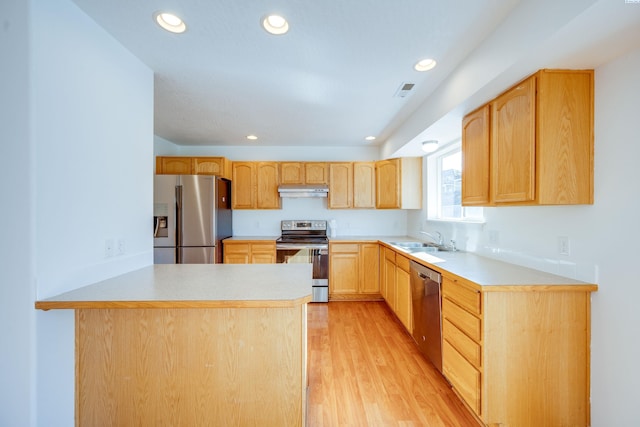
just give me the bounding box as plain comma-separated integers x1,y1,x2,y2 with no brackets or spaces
384,247,396,262
442,298,481,342
443,319,481,368
443,278,481,315
251,243,275,253
443,340,481,415
224,243,250,253
396,254,410,272
331,243,359,253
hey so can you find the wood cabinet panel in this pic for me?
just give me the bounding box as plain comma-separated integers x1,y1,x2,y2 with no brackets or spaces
443,298,481,342
375,158,422,209
156,157,193,175
280,162,304,184
395,263,412,332
256,162,280,209
328,163,353,209
329,242,379,299
304,163,329,184
462,69,594,206
353,162,376,208
491,75,536,203
461,105,491,205
223,241,275,264
442,277,481,315
443,340,481,415
443,319,481,367
232,162,256,209
192,157,231,179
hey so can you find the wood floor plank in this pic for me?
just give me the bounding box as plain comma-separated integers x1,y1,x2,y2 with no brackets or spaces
308,301,479,427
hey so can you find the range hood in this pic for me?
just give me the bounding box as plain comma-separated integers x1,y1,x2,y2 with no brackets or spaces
278,184,329,198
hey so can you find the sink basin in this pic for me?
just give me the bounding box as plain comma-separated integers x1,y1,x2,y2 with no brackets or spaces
387,241,450,252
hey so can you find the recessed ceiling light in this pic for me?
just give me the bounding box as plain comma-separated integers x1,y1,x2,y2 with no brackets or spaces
365,136,376,141
154,12,186,34
414,58,437,72
246,135,258,140
262,14,289,35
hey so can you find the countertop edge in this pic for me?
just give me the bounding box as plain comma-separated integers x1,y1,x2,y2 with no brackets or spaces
35,295,312,310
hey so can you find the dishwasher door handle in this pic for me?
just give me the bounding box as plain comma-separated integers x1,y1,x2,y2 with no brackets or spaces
418,272,428,279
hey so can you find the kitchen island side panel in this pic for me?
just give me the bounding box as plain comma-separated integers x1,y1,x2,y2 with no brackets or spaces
76,306,306,427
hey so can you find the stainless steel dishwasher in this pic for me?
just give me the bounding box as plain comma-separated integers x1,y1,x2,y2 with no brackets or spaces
410,261,442,373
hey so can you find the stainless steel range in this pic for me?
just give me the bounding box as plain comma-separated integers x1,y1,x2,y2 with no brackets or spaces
276,220,329,302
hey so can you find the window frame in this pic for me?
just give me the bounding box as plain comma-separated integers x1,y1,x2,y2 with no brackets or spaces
426,140,485,223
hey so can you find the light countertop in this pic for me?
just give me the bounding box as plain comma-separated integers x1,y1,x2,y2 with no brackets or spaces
224,236,278,242
35,264,313,310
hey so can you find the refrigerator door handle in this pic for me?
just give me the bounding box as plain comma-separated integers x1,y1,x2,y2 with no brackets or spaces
175,185,183,264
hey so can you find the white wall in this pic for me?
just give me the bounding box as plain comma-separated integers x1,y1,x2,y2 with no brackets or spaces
0,1,35,426
30,0,154,425
408,47,640,426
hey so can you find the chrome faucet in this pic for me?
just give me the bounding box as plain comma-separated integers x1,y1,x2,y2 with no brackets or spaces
420,231,443,246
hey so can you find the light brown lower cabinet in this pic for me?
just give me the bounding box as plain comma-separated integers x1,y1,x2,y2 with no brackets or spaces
329,242,380,300
380,246,412,332
223,240,276,264
442,275,596,427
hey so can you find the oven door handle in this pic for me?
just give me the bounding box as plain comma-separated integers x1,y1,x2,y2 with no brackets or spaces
276,244,329,250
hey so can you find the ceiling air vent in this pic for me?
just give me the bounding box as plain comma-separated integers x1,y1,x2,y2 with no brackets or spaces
394,82,415,98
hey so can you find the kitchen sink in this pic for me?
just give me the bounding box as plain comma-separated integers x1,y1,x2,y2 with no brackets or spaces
388,241,443,252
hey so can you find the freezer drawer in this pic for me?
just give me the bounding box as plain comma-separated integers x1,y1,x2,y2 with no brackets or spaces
179,246,216,264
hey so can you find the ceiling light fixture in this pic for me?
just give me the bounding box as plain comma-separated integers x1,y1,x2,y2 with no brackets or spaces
262,14,289,35
154,12,186,33
246,135,258,140
421,140,439,153
414,58,437,72
365,136,376,141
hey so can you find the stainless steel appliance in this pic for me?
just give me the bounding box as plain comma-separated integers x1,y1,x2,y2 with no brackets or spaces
410,260,443,372
153,175,232,264
276,220,329,302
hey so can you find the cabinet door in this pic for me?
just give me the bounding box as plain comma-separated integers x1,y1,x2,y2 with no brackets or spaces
328,163,353,209
376,159,400,209
462,105,491,205
232,162,256,209
280,162,304,184
353,162,376,208
157,157,193,175
305,163,329,184
193,157,223,175
223,242,250,264
384,250,397,310
256,162,281,209
395,261,412,332
250,243,276,264
330,250,359,295
359,243,379,293
491,76,536,203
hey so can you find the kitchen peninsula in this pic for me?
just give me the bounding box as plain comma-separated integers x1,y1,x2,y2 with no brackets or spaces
35,264,313,427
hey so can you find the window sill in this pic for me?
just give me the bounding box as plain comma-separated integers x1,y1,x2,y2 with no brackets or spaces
426,217,486,225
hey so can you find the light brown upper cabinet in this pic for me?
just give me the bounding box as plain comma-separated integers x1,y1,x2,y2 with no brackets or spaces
156,157,193,175
304,162,329,184
375,157,422,209
328,162,376,209
279,162,329,185
192,157,232,180
328,163,353,209
232,161,280,209
156,156,231,180
461,69,594,206
461,105,491,205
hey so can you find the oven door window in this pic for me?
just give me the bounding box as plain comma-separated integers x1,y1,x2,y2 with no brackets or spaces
277,248,327,280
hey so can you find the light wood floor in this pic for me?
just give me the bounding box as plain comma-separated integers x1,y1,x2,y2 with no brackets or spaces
307,301,479,427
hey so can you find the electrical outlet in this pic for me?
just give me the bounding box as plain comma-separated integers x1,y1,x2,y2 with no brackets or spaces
117,238,126,255
558,236,570,256
489,230,500,244
105,239,114,257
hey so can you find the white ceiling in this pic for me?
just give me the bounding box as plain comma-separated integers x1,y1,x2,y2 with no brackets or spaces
71,0,640,157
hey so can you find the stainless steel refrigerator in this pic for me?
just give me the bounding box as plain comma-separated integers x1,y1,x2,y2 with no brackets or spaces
153,175,232,264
